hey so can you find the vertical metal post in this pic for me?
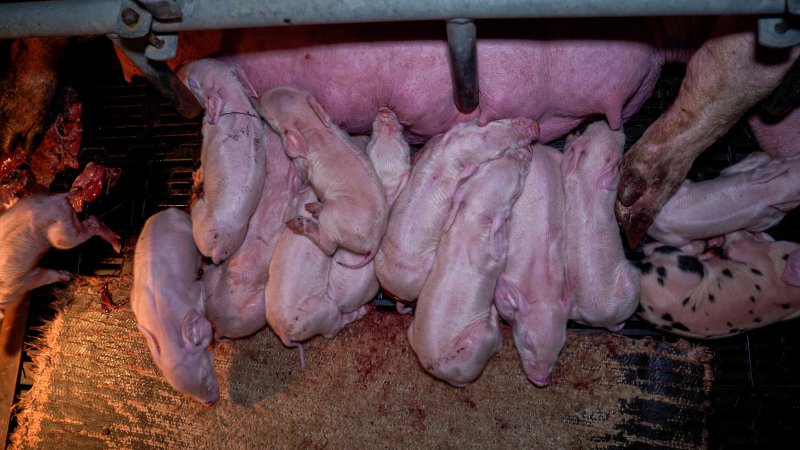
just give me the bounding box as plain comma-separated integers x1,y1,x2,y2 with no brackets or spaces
447,18,479,114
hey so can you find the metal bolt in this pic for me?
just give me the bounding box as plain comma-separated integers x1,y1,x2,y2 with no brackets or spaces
121,8,140,26
147,32,165,49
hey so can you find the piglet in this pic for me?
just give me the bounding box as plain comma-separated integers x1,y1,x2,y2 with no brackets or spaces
265,187,375,364
376,117,539,303
494,144,568,387
257,87,387,268
131,208,218,405
648,152,800,247
408,144,531,387
203,130,299,341
178,58,266,264
561,121,640,330
365,107,411,206
637,231,800,339
0,193,120,318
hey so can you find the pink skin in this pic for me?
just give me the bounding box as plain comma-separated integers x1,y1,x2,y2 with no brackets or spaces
265,187,376,366
494,145,568,387
784,249,800,287
637,231,800,339
0,192,120,319
212,18,692,144
561,122,640,331
257,87,388,267
747,106,800,158
131,208,218,405
365,107,411,207
203,129,299,341
648,152,800,247
178,58,267,264
617,17,800,247
375,118,538,303
363,107,412,313
408,145,532,387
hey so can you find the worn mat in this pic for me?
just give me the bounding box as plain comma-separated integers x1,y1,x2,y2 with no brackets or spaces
11,276,713,449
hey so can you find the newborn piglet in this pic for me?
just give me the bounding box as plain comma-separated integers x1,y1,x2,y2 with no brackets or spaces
131,208,218,405
375,117,539,303
257,87,387,268
409,144,532,387
561,121,640,331
0,193,120,319
178,58,267,264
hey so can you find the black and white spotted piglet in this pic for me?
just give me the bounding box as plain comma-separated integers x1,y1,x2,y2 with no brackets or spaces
637,231,800,339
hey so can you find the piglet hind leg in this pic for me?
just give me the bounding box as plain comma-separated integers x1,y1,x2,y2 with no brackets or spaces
285,216,337,256
47,212,121,253
287,296,370,343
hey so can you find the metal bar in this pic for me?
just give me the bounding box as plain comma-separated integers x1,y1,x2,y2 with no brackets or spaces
447,19,479,114
0,295,30,447
0,0,789,39
110,35,202,118
0,0,122,38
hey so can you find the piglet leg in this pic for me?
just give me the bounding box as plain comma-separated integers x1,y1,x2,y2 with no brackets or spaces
288,296,371,342
285,216,337,256
617,17,800,247
47,212,121,253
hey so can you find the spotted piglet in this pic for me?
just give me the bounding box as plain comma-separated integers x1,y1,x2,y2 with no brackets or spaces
408,144,531,387
561,121,640,330
637,231,800,339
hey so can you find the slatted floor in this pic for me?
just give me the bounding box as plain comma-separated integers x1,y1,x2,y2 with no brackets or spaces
8,36,800,449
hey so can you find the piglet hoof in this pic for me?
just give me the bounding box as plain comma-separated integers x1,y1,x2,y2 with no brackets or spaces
304,202,323,218
396,302,413,315
56,270,72,283
706,235,726,248
285,216,311,235
606,322,625,332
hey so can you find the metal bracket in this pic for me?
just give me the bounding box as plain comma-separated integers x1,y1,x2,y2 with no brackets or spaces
758,16,800,48
115,0,153,38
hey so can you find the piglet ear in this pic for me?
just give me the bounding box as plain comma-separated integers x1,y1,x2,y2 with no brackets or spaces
561,140,583,177
137,324,162,363
307,95,332,128
490,214,510,262
283,129,309,159
232,65,257,98
782,250,800,287
595,157,621,191
205,93,223,125
494,276,522,320
181,309,213,350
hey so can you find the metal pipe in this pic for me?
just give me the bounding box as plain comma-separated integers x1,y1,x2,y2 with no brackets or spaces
110,35,202,118
447,19,479,114
0,0,789,39
0,0,122,38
